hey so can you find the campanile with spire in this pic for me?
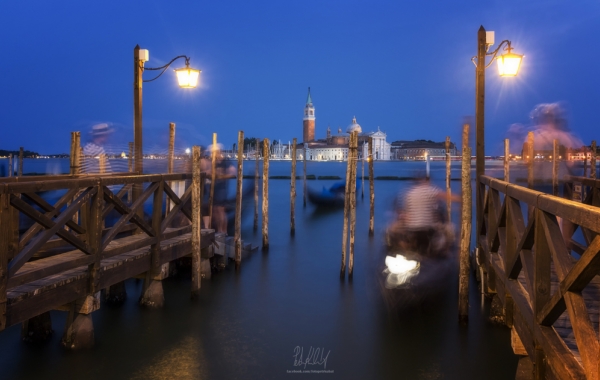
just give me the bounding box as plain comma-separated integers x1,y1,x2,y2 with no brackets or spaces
303,87,315,142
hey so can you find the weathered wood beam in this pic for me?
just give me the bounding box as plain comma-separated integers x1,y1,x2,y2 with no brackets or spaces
8,187,97,277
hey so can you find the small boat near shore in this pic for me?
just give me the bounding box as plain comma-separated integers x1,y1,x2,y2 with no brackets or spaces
307,181,360,208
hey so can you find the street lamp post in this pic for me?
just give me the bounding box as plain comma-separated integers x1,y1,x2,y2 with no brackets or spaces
133,45,200,175
474,26,523,292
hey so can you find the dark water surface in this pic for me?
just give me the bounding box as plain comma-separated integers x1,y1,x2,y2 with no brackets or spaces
0,160,530,379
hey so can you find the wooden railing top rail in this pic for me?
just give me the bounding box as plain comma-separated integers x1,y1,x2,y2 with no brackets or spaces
481,175,600,232
566,175,600,188
0,171,136,184
0,172,195,194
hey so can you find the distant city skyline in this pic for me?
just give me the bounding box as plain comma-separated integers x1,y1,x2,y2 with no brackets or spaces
1,1,599,155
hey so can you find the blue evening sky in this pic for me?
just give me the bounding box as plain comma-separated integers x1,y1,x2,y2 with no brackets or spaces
1,0,599,155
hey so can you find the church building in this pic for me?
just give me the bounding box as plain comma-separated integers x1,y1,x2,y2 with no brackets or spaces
298,88,391,161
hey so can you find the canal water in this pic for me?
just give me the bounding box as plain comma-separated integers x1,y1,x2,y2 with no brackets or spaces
0,158,540,379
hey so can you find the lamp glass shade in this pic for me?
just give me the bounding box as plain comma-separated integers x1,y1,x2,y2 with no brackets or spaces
497,53,523,77
175,68,201,88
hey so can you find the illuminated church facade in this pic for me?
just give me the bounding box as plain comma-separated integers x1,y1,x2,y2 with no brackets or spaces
298,88,391,161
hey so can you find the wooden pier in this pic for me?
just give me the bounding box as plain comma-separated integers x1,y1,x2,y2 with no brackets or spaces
0,172,257,348
476,174,600,379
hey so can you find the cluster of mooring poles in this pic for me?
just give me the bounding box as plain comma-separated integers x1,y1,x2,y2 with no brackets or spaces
339,133,376,278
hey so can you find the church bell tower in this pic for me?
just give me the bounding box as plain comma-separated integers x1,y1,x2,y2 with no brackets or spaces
303,87,315,143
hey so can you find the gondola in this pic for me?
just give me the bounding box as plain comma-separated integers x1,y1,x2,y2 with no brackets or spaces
307,181,360,208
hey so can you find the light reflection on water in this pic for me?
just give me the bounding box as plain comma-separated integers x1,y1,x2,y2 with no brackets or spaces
0,159,526,379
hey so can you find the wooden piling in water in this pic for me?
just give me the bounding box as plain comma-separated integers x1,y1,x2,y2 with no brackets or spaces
341,137,352,277
235,131,244,266
166,123,175,214
254,143,259,231
128,142,133,172
209,133,217,229
446,136,451,222
348,132,358,277
552,139,558,196
18,147,23,176
191,146,202,297
458,123,471,323
7,155,12,177
361,153,364,199
583,151,588,178
291,138,297,234
303,145,307,207
504,139,510,183
70,132,81,175
591,140,597,179
262,138,270,251
527,132,534,219
368,137,374,236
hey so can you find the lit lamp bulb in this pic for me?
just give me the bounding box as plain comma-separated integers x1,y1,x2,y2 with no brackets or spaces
497,51,523,77
175,64,201,88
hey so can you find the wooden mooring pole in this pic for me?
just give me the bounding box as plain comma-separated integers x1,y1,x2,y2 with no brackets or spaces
591,140,597,179
191,146,202,297
209,133,217,229
361,153,364,199
552,139,558,196
527,131,534,219
583,149,588,177
458,123,471,323
368,137,374,236
18,147,23,176
445,136,451,222
70,132,81,175
348,132,358,277
166,123,175,214
235,131,244,266
291,138,297,234
262,138,270,251
341,137,352,277
254,142,259,231
7,155,12,177
303,145,307,207
504,139,510,183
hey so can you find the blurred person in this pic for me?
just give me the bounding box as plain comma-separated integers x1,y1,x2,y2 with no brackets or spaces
82,123,113,174
208,144,236,233
388,173,459,258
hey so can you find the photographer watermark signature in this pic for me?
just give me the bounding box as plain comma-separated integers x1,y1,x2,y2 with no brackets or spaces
292,346,331,369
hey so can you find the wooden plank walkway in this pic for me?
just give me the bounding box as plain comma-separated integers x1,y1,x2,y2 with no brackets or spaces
5,227,215,328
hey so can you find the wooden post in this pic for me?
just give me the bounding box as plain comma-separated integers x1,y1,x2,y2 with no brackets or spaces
341,138,352,277
7,155,12,177
552,139,558,196
583,150,588,178
368,137,374,236
70,132,81,175
446,136,451,222
128,142,134,173
0,192,10,331
262,138,270,251
361,152,365,199
235,131,244,266
209,133,217,229
18,147,23,176
99,154,107,174
303,145,307,207
254,142,259,231
166,123,176,214
348,132,358,277
191,146,202,297
504,139,510,183
290,138,297,234
527,131,534,219
459,123,471,323
591,140,597,179
475,27,486,277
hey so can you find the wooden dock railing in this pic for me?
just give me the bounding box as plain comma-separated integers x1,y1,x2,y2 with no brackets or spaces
0,172,212,337
477,174,600,379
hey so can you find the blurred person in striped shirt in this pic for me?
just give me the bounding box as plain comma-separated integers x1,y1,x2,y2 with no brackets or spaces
81,123,113,174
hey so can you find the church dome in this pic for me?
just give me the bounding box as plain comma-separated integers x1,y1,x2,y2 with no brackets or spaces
346,116,362,134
